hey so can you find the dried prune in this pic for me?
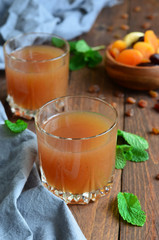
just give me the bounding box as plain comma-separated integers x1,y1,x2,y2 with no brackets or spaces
137,62,155,67
150,54,159,65
132,36,144,47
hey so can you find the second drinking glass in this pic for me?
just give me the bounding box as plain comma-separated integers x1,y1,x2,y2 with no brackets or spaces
3,32,70,119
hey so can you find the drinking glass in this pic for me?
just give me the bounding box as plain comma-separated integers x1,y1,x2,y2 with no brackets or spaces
3,33,69,119
35,96,118,204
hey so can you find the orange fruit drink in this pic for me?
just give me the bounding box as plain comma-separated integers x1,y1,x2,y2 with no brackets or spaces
3,33,69,118
35,96,118,204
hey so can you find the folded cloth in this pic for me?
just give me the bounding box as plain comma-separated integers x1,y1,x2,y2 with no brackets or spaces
0,0,122,69
0,101,86,240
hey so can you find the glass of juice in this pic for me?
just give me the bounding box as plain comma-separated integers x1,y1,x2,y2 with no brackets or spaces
3,33,69,119
35,96,118,204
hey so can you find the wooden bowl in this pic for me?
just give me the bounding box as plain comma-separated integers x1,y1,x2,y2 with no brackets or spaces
105,46,159,90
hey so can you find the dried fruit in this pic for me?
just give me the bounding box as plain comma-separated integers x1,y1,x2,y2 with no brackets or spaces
154,103,159,112
156,174,159,180
111,102,117,108
144,30,159,52
109,48,120,58
137,62,155,67
121,13,129,19
133,42,155,59
149,90,158,98
134,6,141,12
116,49,143,66
125,108,134,117
146,15,155,20
126,97,136,104
141,22,151,29
120,24,130,30
88,84,100,93
138,99,148,108
111,40,127,51
152,127,159,135
109,40,127,58
107,26,114,32
113,34,121,39
114,91,124,98
150,54,159,65
123,32,144,48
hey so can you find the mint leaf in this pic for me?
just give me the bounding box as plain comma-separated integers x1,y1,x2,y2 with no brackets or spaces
69,41,77,52
130,148,149,162
52,37,65,48
69,54,86,71
75,40,91,53
117,192,146,226
117,130,149,150
5,119,28,133
84,50,102,68
68,40,103,70
124,149,133,161
116,130,149,169
116,145,133,169
116,147,127,169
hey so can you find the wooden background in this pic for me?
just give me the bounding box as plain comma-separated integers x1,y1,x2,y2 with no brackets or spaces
0,0,159,239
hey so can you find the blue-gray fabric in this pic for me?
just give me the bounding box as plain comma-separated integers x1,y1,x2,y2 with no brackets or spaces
0,0,121,69
0,102,86,240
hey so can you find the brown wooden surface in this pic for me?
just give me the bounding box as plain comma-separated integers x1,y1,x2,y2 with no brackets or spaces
0,0,159,239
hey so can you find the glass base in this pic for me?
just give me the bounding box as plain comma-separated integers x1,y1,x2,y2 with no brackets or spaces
41,167,114,204
7,95,37,119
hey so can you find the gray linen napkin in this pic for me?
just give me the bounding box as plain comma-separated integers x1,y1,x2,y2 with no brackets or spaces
0,102,86,240
0,0,122,69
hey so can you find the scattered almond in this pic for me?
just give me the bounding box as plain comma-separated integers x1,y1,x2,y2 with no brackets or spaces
149,90,158,98
111,102,117,108
141,22,151,29
126,97,136,104
121,13,129,19
107,26,114,32
125,108,134,117
146,15,155,20
88,84,100,93
114,91,124,98
134,6,141,12
152,127,159,135
113,34,121,39
138,99,148,108
120,24,130,30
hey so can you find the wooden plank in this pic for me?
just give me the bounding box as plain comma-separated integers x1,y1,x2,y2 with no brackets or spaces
120,0,159,239
68,2,127,239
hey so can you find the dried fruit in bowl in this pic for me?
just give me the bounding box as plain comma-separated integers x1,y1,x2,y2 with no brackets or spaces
108,30,159,66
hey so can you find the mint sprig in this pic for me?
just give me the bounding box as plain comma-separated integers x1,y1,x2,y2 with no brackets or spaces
51,37,65,48
68,40,105,71
5,119,28,133
117,192,146,226
116,130,149,169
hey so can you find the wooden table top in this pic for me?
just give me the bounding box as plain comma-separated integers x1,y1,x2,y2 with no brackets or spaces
0,0,159,239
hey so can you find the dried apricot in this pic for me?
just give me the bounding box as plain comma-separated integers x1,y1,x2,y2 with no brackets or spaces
109,48,120,58
115,49,143,66
144,30,159,52
109,40,126,58
133,42,155,59
111,40,126,51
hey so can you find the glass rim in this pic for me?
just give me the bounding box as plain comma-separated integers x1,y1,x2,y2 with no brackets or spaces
35,95,118,141
3,32,70,63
